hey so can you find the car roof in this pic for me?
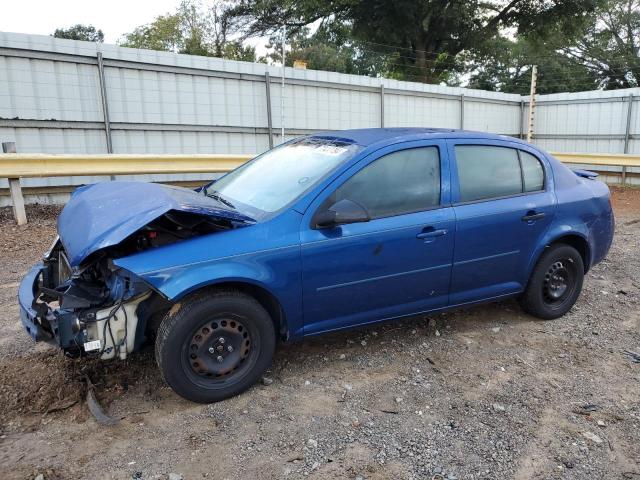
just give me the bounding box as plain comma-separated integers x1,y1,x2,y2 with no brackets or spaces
308,128,529,148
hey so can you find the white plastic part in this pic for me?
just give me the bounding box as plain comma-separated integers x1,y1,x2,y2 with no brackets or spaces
85,292,151,360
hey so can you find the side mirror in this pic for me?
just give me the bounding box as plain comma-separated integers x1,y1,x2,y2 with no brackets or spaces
315,199,371,228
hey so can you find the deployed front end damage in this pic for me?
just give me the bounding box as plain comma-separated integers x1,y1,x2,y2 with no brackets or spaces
21,237,167,359
18,181,255,360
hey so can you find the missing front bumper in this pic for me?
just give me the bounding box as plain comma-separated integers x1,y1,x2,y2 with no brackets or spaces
18,263,150,359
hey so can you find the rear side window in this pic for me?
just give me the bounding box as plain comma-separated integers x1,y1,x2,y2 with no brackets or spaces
455,145,545,202
520,151,545,192
329,147,440,219
455,146,522,202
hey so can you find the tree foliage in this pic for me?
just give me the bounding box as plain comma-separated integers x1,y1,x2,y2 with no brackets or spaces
563,0,640,88
120,0,256,61
53,24,104,43
115,0,640,93
228,0,598,83
264,21,388,76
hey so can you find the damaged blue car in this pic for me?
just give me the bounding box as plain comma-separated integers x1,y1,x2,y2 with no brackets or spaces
19,128,614,402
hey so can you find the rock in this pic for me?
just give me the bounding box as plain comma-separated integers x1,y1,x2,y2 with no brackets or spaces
307,439,318,449
261,376,273,386
34,475,44,480
491,326,501,333
304,380,311,386
492,403,506,412
582,431,603,444
168,474,183,480
395,397,403,403
339,354,346,359
361,340,367,346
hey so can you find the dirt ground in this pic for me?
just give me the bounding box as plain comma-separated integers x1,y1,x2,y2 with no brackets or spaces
0,188,639,480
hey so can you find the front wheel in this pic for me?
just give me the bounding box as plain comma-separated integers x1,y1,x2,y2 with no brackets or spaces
155,289,276,403
519,244,584,320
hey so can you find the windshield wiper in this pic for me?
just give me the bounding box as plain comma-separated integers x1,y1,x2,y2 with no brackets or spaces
204,189,236,210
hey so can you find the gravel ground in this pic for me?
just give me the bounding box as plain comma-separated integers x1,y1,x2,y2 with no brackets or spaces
0,188,639,480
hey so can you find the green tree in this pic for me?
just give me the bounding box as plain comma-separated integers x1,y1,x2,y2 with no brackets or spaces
120,0,257,61
53,24,104,42
264,21,387,76
228,0,598,83
563,0,640,88
466,37,601,94
119,14,184,51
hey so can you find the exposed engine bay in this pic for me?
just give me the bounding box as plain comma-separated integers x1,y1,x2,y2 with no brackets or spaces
28,210,238,359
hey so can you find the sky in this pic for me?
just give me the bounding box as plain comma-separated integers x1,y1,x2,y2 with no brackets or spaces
0,0,183,44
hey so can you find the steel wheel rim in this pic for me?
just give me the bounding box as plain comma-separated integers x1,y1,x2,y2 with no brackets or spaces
182,314,255,387
542,259,576,307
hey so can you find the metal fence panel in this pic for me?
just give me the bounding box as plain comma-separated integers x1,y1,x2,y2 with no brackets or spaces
2,31,640,201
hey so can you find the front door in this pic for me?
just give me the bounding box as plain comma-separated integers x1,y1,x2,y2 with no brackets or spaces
300,141,455,335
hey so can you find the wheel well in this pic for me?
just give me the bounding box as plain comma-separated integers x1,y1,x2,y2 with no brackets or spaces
549,235,590,272
204,282,288,341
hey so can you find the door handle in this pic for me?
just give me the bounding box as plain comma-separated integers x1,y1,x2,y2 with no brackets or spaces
416,228,448,239
521,211,545,222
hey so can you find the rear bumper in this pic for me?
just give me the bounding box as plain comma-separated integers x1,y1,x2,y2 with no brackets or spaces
18,263,53,343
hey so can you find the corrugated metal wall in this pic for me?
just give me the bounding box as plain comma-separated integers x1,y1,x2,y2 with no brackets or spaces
1,32,639,205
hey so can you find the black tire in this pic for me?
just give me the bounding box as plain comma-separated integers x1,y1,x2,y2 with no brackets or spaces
155,289,276,403
519,244,584,320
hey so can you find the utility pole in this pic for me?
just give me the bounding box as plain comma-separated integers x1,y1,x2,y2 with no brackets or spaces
526,65,538,143
281,25,286,143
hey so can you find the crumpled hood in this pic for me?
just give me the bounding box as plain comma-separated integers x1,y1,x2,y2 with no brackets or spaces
58,181,255,267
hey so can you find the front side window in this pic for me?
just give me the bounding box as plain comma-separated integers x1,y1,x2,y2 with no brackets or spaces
455,145,522,202
207,137,363,215
327,146,441,219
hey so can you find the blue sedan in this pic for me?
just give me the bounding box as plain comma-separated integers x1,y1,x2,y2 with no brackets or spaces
19,128,614,402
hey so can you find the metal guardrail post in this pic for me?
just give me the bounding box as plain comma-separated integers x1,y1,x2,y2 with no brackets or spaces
460,94,465,129
622,94,634,185
265,72,274,149
2,142,27,225
380,84,385,128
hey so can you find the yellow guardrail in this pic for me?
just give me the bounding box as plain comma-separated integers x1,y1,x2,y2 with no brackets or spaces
1,152,637,177
551,152,640,167
0,153,253,178
0,151,638,225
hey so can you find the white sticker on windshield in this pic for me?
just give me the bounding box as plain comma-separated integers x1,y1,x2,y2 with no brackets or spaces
315,145,349,156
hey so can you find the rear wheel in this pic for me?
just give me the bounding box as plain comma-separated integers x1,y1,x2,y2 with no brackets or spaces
155,289,276,403
519,244,584,320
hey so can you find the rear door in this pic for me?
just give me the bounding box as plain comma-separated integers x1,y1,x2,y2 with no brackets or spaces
300,141,455,335
448,140,556,305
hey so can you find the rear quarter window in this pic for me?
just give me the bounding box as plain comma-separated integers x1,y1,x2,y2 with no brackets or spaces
520,151,545,192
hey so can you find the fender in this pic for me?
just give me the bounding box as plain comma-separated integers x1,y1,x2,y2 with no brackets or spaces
118,254,305,340
113,210,306,339
524,222,590,282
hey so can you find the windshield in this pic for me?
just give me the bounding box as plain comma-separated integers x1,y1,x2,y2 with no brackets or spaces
205,137,363,214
